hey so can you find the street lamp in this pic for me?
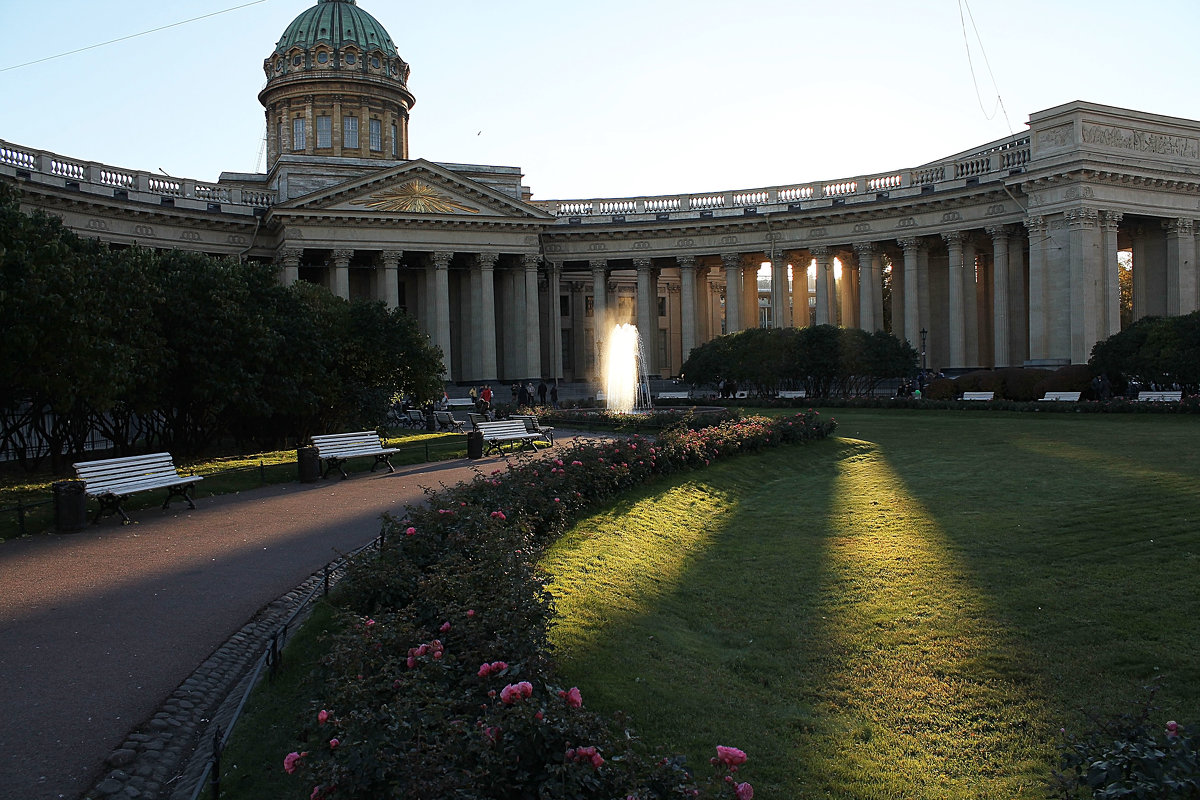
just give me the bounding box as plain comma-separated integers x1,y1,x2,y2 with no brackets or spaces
919,328,928,372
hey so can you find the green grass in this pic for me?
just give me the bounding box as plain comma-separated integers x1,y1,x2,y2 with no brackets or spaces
218,602,341,799
541,410,1200,799
0,429,466,539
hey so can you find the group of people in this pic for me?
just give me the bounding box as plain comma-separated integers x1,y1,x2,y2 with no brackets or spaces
507,380,558,408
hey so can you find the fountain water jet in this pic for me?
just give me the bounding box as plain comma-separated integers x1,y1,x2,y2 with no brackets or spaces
603,323,653,414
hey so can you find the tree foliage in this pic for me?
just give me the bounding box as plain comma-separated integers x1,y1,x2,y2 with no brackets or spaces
681,325,916,398
0,180,444,469
1090,311,1200,394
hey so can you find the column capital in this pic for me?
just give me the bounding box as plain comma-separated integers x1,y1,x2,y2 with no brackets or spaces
985,224,1015,240
1164,217,1194,237
1024,215,1048,234
380,249,402,266
720,252,741,269
475,251,499,269
897,237,922,253
589,258,608,274
852,242,878,257
809,245,832,259
331,249,354,265
521,252,540,270
277,248,302,265
633,256,653,271
941,231,965,248
1100,210,1124,231
431,251,452,269
1065,207,1100,229
676,254,697,270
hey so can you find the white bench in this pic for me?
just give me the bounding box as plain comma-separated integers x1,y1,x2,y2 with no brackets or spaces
656,391,691,401
778,389,807,399
404,409,426,427
511,414,555,445
476,420,541,455
1137,391,1182,402
1040,391,1081,401
310,431,400,479
434,410,467,432
961,391,994,401
73,452,202,524
446,398,475,409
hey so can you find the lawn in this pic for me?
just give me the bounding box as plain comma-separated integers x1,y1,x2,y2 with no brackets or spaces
541,409,1200,799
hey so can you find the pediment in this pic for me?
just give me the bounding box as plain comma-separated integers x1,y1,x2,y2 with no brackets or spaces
276,159,553,221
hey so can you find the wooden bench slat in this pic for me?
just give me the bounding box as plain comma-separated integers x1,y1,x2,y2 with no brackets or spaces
311,430,399,478
73,452,200,523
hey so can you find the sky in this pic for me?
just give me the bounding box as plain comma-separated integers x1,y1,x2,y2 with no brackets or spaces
4,0,1200,200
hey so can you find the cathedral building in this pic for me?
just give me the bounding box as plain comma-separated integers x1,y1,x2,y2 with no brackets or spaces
5,0,1200,385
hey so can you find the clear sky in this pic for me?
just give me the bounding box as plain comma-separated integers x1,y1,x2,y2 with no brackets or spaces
3,0,1200,200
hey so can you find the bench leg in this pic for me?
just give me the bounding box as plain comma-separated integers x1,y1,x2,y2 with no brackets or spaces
321,458,348,480
162,483,198,511
372,454,396,474
93,494,131,525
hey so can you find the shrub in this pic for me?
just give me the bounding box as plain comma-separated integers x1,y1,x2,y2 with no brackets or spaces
285,412,834,799
1034,365,1094,399
1050,687,1198,799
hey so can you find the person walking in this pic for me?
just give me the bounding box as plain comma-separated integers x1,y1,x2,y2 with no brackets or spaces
537,380,548,406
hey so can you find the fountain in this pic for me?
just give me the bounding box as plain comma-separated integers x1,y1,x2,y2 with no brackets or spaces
603,323,653,414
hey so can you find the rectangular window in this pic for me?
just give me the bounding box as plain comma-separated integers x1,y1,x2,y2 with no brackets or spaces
344,116,359,149
316,115,332,148
585,296,594,317
391,124,398,157
370,118,382,151
292,118,306,151
560,295,570,318
657,296,667,317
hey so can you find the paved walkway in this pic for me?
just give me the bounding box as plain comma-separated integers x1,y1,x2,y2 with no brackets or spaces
0,449,549,800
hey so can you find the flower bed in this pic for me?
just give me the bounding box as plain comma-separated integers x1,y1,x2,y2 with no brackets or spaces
284,411,835,799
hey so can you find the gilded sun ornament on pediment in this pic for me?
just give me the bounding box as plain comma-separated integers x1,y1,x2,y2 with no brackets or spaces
350,180,480,214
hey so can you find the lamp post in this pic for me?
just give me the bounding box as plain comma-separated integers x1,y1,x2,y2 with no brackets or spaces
920,328,928,372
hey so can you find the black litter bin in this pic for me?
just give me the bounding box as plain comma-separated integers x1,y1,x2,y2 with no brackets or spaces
53,480,88,532
297,446,321,483
467,430,484,459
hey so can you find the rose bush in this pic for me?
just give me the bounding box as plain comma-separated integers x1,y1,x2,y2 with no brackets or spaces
284,412,834,798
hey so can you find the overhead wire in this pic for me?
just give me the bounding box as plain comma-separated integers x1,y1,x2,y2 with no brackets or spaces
0,0,272,73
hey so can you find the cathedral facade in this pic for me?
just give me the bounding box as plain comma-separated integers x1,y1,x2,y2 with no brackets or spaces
5,0,1200,385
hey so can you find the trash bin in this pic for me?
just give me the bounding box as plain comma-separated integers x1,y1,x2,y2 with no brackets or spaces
297,446,321,483
425,411,437,431
467,430,484,460
53,480,88,533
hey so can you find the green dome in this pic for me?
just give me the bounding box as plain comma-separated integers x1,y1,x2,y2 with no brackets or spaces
273,0,397,57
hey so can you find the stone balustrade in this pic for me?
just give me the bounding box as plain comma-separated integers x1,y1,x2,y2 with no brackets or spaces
0,139,277,211
531,134,1031,221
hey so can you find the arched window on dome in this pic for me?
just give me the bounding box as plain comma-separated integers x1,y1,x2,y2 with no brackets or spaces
315,48,331,66
343,48,358,67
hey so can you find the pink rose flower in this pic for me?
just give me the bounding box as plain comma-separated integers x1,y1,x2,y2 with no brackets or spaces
716,746,748,767
405,526,416,536
735,782,754,800
317,709,329,725
283,750,305,774
558,687,583,708
1166,720,1180,737
467,609,476,617
329,738,339,749
440,621,451,632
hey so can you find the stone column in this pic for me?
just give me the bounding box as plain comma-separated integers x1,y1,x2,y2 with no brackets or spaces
1165,218,1197,316
678,255,698,362
380,249,401,310
635,257,657,377
962,235,979,367
590,259,608,379
899,238,921,348
853,243,878,331
331,249,353,299
431,251,453,379
1067,208,1102,363
570,280,587,377
722,253,742,333
986,226,1012,368
943,232,966,368
771,250,790,328
1100,211,1123,338
812,247,832,326
476,252,499,382
742,255,759,329
522,254,542,379
1025,215,1049,361
278,247,301,287
546,261,564,381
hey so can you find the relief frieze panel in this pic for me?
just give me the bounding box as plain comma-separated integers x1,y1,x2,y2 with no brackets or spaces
1081,122,1200,160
